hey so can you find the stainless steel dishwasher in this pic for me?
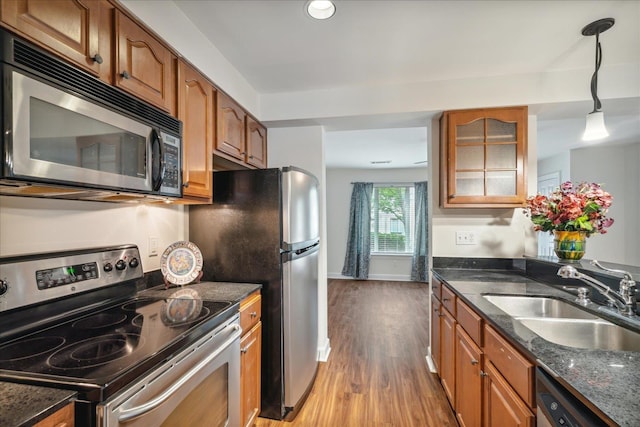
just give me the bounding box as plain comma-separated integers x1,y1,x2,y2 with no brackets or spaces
536,367,608,427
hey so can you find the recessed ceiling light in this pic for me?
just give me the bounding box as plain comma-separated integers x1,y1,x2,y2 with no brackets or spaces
370,160,391,165
305,0,336,20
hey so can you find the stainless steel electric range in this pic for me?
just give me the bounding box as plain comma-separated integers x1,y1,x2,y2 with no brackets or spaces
0,245,241,426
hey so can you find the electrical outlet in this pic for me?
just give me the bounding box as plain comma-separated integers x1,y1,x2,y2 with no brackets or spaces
455,231,477,245
149,237,159,257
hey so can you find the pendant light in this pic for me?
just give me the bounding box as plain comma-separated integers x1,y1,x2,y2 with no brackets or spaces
581,18,615,141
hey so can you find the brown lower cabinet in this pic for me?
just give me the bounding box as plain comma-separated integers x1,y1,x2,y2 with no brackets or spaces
455,325,483,427
240,291,262,427
34,402,74,427
432,279,535,427
484,361,535,427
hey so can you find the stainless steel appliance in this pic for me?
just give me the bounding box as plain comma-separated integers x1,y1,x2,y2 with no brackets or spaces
0,29,182,200
189,167,320,420
536,367,607,427
0,245,240,426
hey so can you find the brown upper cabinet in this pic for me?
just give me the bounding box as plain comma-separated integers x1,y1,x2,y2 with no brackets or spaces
115,11,176,115
441,106,527,208
178,60,215,201
246,116,267,169
216,92,268,169
216,92,247,161
0,0,113,82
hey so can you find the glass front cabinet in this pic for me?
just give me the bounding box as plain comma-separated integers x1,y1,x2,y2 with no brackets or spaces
440,106,528,208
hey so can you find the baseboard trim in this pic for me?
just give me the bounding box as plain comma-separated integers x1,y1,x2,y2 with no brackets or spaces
327,272,412,282
317,337,331,362
426,347,437,373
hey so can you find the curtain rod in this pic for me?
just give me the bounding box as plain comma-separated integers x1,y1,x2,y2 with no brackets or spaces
350,182,427,186
351,179,427,186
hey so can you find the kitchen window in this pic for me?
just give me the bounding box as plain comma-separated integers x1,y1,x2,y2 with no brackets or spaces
370,185,415,254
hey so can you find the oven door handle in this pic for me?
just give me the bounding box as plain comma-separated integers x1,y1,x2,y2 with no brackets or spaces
117,323,242,423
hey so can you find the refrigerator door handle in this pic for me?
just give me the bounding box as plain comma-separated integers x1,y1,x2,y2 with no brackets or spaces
295,242,319,255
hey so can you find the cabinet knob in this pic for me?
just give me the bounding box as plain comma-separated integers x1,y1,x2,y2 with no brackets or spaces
480,370,488,377
250,311,257,318
92,53,103,64
471,359,479,365
241,346,249,354
450,194,456,199
442,297,449,301
241,152,246,155
183,181,190,188
121,70,130,79
249,155,254,159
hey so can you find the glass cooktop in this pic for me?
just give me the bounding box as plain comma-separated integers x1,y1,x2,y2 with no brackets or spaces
0,297,232,383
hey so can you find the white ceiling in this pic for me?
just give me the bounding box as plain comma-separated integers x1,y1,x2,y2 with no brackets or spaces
172,0,640,168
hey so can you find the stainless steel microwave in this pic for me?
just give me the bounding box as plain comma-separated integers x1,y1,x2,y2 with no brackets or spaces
0,29,183,200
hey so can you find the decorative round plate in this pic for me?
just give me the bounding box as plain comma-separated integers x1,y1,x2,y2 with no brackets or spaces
161,288,203,325
160,241,203,286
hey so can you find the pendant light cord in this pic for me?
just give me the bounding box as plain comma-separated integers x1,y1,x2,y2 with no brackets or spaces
590,32,603,113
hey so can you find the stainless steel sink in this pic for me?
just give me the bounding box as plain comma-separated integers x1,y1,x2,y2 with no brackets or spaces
483,294,640,351
515,318,640,352
483,295,598,319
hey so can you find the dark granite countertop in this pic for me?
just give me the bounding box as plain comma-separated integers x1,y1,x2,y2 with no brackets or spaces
0,382,75,427
432,267,639,427
139,281,261,302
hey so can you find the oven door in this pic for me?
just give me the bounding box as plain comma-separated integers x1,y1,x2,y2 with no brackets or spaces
97,316,241,427
9,70,157,193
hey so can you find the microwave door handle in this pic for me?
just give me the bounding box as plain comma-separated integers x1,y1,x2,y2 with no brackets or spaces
151,129,166,191
117,323,242,423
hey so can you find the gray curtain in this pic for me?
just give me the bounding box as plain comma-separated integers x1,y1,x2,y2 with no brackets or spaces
411,181,429,281
342,182,374,279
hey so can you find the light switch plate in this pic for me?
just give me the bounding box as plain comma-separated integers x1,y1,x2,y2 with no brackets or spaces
455,231,477,245
149,237,159,257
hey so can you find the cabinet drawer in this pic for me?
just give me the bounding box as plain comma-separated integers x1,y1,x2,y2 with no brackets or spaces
441,285,456,316
431,278,442,301
484,325,534,408
240,291,261,333
456,298,482,346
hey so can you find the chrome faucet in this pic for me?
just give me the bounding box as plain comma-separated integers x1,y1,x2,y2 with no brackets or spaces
557,265,637,316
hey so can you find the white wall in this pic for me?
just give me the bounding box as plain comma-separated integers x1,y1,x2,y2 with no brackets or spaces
0,196,186,271
429,115,539,259
325,167,428,281
570,142,640,266
538,151,570,184
266,126,331,361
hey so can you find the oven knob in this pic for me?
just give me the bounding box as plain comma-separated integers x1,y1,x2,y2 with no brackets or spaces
103,263,113,272
115,260,127,271
129,258,139,268
0,279,7,295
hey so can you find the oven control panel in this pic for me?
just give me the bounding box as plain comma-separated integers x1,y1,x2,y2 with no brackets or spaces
0,244,143,312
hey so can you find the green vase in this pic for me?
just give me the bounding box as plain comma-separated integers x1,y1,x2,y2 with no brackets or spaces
553,231,587,260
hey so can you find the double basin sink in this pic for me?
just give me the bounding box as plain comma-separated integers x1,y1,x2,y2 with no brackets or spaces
483,295,640,352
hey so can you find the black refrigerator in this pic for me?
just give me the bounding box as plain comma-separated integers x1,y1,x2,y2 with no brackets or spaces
189,167,320,420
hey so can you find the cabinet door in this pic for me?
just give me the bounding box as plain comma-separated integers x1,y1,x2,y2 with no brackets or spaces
115,11,175,114
245,116,267,168
483,361,534,427
216,92,246,161
178,60,214,200
441,106,527,208
0,0,111,80
430,297,441,373
241,322,262,427
440,307,456,406
455,325,482,427
34,402,74,427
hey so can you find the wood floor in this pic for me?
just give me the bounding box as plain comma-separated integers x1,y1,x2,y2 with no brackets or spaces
255,279,457,427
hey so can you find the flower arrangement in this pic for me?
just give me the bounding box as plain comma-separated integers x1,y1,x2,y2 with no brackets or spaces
524,181,614,236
